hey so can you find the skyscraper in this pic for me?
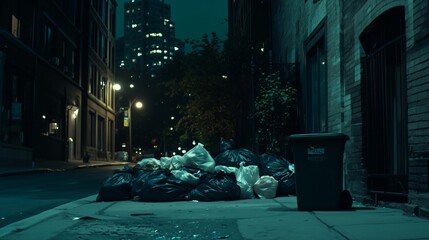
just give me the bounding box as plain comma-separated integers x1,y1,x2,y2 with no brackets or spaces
121,0,183,78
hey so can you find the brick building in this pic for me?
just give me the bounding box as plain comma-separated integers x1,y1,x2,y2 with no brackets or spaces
271,0,429,213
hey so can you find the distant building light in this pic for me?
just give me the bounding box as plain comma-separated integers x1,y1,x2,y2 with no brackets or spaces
42,115,46,119
130,84,134,88
137,52,142,56
260,47,264,52
222,75,228,79
132,59,136,62
174,47,179,51
132,24,137,28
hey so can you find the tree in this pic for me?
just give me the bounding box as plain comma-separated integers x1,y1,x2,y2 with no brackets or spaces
162,33,237,153
255,71,297,153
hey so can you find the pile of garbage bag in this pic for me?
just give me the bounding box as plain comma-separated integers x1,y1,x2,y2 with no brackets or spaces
96,142,296,202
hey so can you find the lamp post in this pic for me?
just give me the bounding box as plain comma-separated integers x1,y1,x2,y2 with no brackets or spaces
128,98,143,161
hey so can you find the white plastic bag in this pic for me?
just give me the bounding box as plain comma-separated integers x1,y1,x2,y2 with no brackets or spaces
170,155,186,170
135,158,161,171
254,175,278,199
183,143,215,172
215,165,239,175
160,157,172,170
236,162,260,199
171,169,200,185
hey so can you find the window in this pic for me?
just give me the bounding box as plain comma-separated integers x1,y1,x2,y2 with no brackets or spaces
11,15,21,38
108,119,114,152
90,112,96,147
97,116,105,152
89,64,97,95
304,21,327,133
99,76,106,102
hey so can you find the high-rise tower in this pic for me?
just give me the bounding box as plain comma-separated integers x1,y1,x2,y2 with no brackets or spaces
121,0,182,78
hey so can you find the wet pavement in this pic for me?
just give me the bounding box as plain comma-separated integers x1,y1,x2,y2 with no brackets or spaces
1,195,429,240
1,160,429,239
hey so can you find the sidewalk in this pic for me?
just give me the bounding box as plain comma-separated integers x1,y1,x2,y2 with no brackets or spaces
0,159,131,177
0,195,428,240
1,161,428,239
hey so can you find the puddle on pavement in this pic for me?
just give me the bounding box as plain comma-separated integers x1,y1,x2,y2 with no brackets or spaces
54,218,243,240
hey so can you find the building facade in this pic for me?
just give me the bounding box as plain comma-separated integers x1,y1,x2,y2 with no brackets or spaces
82,0,117,161
121,0,182,78
0,0,117,165
271,0,429,213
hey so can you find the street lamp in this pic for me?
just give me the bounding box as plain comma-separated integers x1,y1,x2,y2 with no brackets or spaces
127,98,143,161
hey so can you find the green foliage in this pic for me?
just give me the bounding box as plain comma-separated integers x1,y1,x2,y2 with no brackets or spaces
255,71,297,153
162,33,237,152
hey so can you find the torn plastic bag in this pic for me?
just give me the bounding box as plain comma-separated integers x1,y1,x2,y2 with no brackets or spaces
135,158,161,171
182,143,215,172
215,165,238,175
96,165,134,202
188,171,241,201
138,170,194,202
214,148,259,168
259,153,296,196
171,169,200,185
254,175,278,199
236,162,260,199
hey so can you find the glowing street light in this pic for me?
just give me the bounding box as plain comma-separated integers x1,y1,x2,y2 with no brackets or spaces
113,83,121,91
127,98,143,161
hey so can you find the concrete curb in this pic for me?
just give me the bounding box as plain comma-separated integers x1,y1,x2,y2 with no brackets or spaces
0,162,130,177
0,195,98,239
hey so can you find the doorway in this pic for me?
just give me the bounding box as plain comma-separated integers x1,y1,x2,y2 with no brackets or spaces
360,7,408,202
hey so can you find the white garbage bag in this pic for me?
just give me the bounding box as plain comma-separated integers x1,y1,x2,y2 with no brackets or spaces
183,143,215,172
236,162,260,199
254,175,278,199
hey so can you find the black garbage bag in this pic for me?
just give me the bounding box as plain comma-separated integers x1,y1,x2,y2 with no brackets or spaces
138,170,195,202
277,173,296,196
214,148,259,168
131,169,155,197
96,165,134,202
188,171,241,201
259,153,296,196
219,139,234,153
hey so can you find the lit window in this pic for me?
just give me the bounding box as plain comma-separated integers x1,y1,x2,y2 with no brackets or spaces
174,47,179,51
132,24,137,28
132,59,136,62
126,10,130,13
164,56,168,59
11,15,20,38
137,52,142,56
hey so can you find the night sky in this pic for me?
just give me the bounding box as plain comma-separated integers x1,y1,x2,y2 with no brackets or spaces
115,0,228,41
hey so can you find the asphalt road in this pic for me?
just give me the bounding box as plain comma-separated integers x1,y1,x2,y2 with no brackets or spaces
0,166,119,228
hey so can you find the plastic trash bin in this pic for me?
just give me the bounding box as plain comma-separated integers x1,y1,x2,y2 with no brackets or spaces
289,133,349,211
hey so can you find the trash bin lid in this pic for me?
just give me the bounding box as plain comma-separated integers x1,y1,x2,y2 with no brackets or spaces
288,133,349,142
